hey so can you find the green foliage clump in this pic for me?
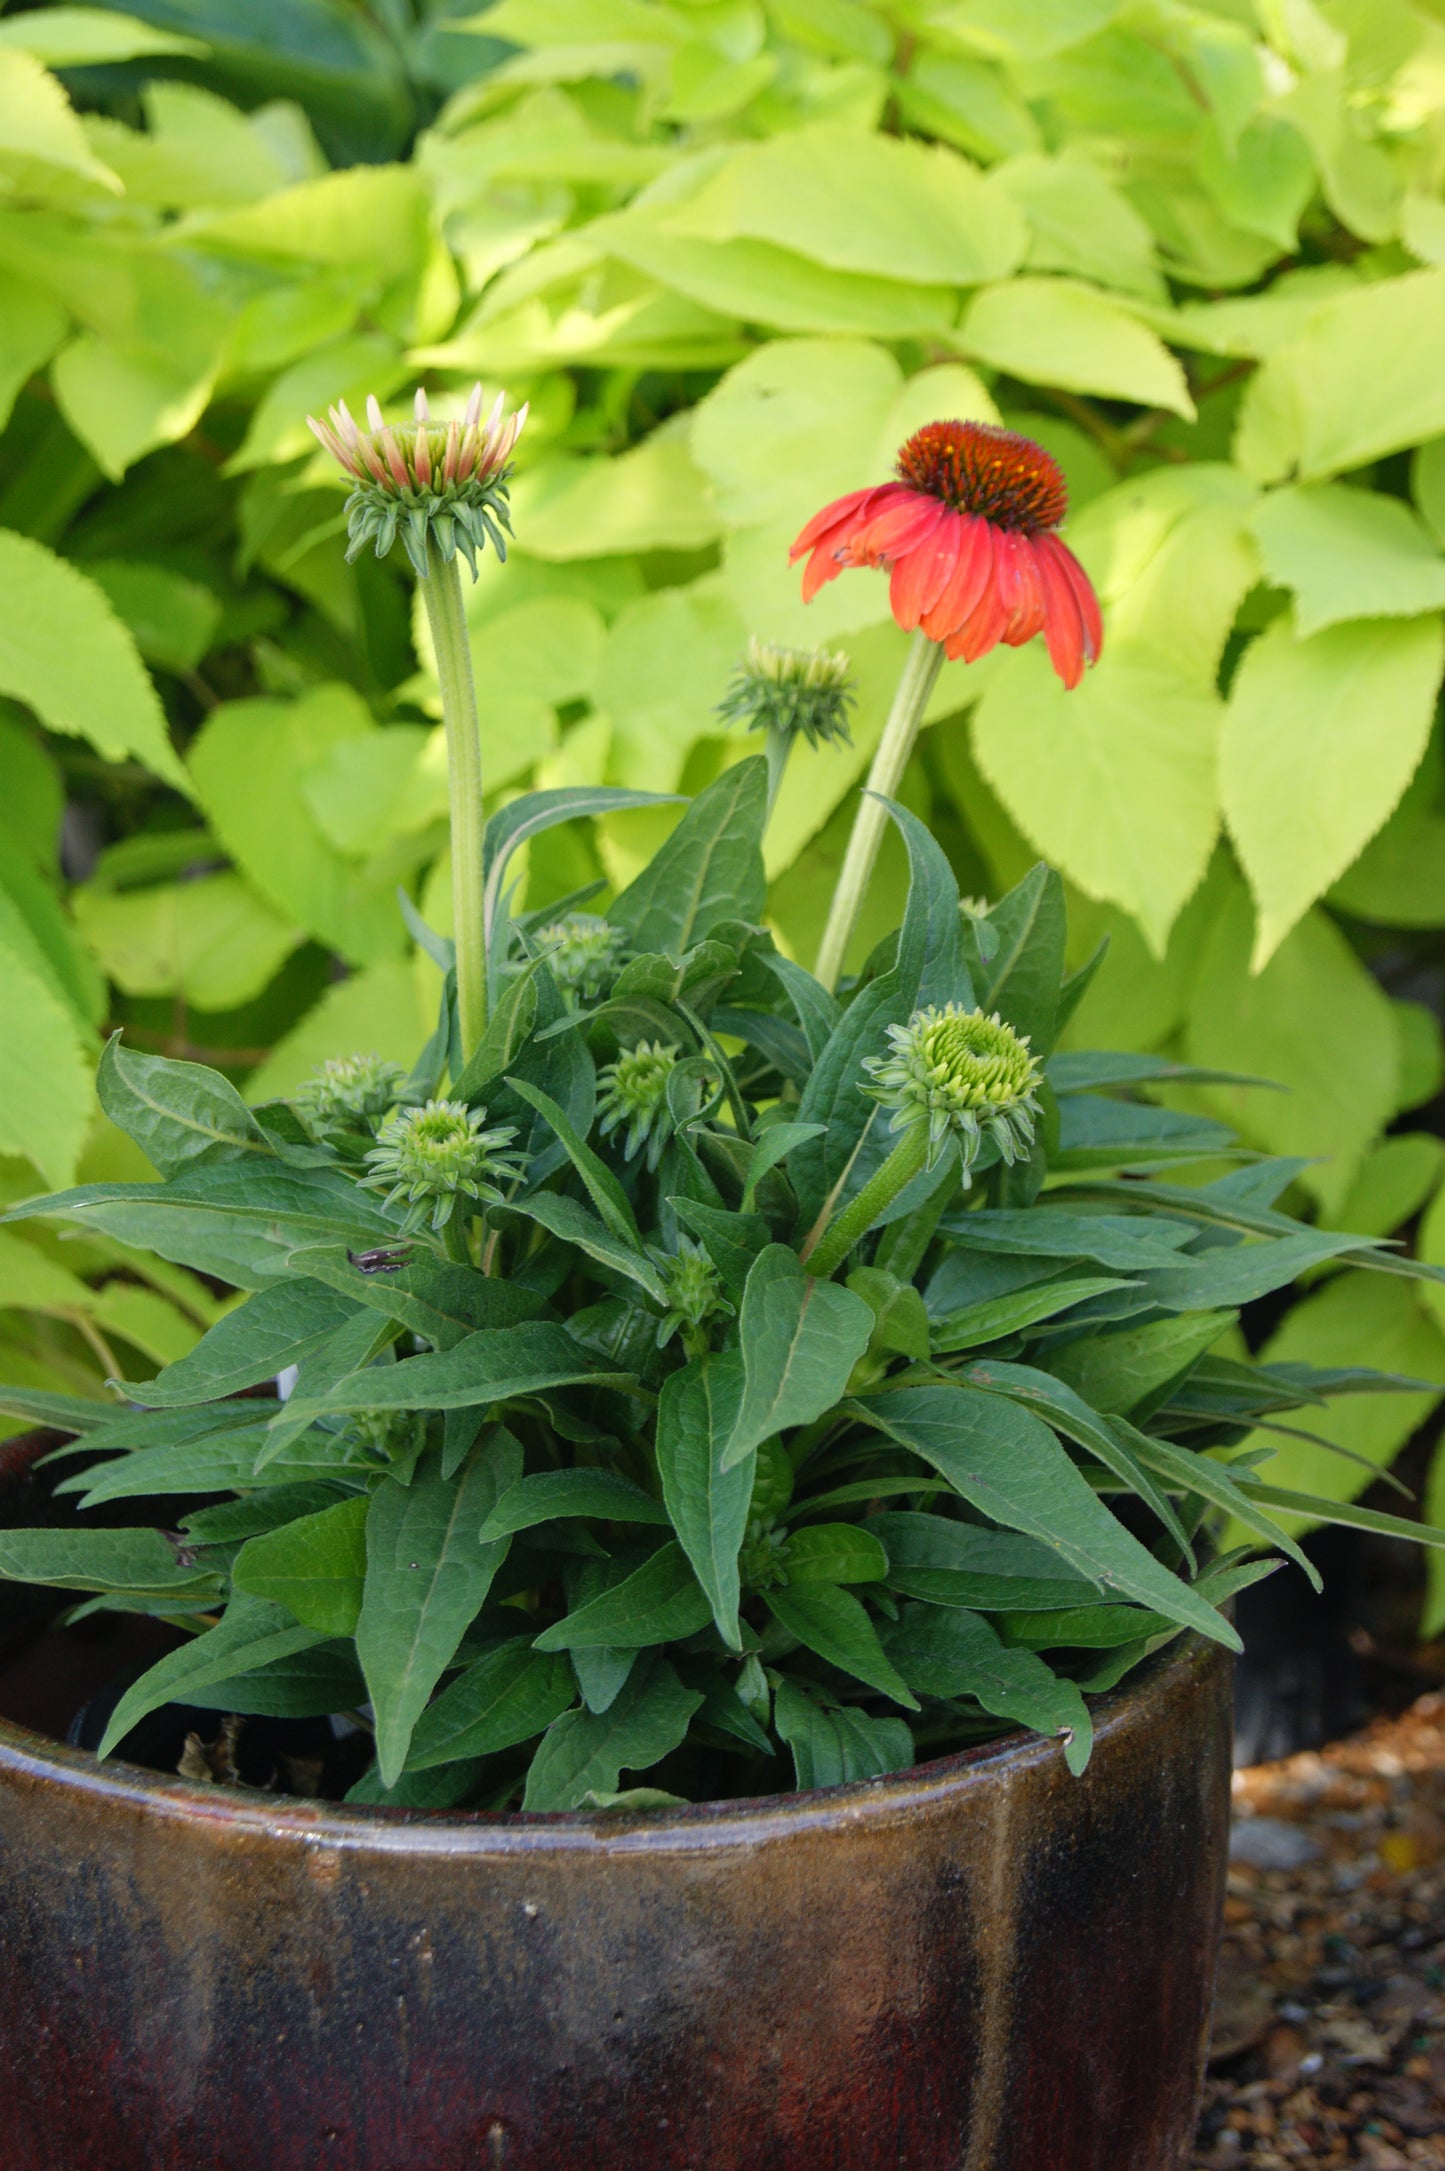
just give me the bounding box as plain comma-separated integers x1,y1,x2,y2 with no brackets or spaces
2,0,1445,1631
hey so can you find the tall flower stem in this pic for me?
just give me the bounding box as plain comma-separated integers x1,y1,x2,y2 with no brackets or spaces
813,629,943,992
802,1125,929,1280
764,725,792,820
421,539,488,1055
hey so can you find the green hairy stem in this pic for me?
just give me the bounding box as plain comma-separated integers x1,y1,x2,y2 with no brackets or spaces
421,540,488,1055
803,1123,930,1279
813,630,943,993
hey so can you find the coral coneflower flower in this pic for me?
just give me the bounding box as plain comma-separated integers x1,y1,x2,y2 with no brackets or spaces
790,419,1102,690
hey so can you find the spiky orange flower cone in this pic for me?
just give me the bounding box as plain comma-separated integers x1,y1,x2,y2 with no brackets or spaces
790,419,1102,689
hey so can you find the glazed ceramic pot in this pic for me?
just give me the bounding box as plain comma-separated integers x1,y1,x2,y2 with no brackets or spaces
0,1630,1231,2171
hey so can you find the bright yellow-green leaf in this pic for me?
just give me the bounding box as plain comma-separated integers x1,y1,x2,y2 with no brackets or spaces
89,1282,203,1371
1329,797,1445,927
973,644,1222,955
246,961,436,1106
1186,884,1399,1215
1067,464,1259,687
0,1227,91,1314
228,331,403,474
1222,613,1444,965
0,532,188,792
994,151,1164,299
0,936,94,1188
1224,1272,1445,1544
1276,69,1401,244
0,10,205,65
516,423,721,559
1249,482,1445,636
668,122,1027,286
598,584,745,789
1241,267,1445,481
693,337,901,529
189,164,428,280
0,46,119,193
86,84,289,211
73,874,303,1011
52,331,218,480
956,278,1195,417
189,685,412,966
1322,1134,1445,1240
299,729,432,857
939,0,1124,60
85,562,221,674
0,278,66,433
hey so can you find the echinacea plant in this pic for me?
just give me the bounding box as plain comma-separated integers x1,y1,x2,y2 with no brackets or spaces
3,392,1445,1815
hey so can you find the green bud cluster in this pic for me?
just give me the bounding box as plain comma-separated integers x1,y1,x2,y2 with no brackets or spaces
295,1052,405,1132
739,1517,790,1593
364,1097,526,1231
653,1238,731,1350
863,1002,1042,1176
717,636,855,750
597,1040,682,1171
534,913,624,1006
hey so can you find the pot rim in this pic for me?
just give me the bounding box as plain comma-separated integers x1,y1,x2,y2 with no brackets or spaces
0,1632,1225,1857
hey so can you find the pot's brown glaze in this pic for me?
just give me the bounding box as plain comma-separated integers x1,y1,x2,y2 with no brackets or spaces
0,1635,1231,2171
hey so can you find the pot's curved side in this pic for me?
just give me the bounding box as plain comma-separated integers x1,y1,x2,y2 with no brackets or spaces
0,1637,1231,2171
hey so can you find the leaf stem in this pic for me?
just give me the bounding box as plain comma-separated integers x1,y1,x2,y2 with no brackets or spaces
420,540,488,1055
803,1124,930,1279
813,629,943,992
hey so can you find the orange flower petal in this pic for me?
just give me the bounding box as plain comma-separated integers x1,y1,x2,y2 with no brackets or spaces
790,486,882,561
1038,534,1103,665
1033,538,1087,689
889,510,964,631
997,530,1047,648
920,515,992,643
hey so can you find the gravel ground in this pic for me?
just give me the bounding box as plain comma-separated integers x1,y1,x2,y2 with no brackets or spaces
1193,1692,1445,2168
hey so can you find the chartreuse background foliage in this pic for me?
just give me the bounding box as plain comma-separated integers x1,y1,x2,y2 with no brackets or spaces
4,0,1445,1618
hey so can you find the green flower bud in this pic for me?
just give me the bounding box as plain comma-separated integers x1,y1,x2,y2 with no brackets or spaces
348,1408,426,1466
307,384,526,581
533,912,623,1006
597,1040,682,1171
652,1237,731,1350
295,1052,405,1131
364,1097,526,1231
739,1516,790,1593
749,1438,794,1520
717,636,855,750
862,1002,1042,1178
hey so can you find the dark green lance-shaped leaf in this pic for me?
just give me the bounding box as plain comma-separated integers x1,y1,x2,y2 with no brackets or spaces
184,1642,367,1721
286,1243,547,1351
44,1397,271,1472
846,1267,932,1361
882,1604,1093,1774
507,1074,643,1251
483,787,678,949
533,1542,712,1651
712,1008,810,1086
1046,1311,1234,1419
0,1526,221,1598
998,1602,1169,1650
1139,1231,1390,1311
855,1384,1238,1649
60,1427,367,1508
5,1159,403,1252
772,1679,913,1790
0,1386,117,1433
974,863,1066,1059
1049,1052,1280,1094
508,1191,666,1302
277,1322,626,1427
521,1653,703,1810
932,1274,1141,1354
759,949,841,1064
723,1244,874,1470
779,1523,889,1585
97,1034,272,1177
1232,1480,1445,1550
232,1495,369,1637
128,1280,360,1408
609,758,768,954
962,1360,1197,1564
181,1485,351,1547
357,1434,523,1787
766,1582,919,1708
871,1512,1102,1610
937,1208,1193,1272
407,1640,576,1770
1053,1096,1238,1169
479,1469,671,1543
96,1596,326,1759
453,955,542,1103
656,1351,753,1648
741,1122,826,1212
1114,1423,1320,1586
258,1308,401,1463
791,798,970,1226
612,940,740,1009
669,1196,772,1303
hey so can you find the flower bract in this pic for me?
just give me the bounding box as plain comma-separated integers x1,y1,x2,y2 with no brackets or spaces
295,1052,406,1131
717,636,855,749
364,1098,526,1230
863,1002,1042,1176
790,419,1102,689
597,1040,681,1170
533,912,624,1006
307,384,527,580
